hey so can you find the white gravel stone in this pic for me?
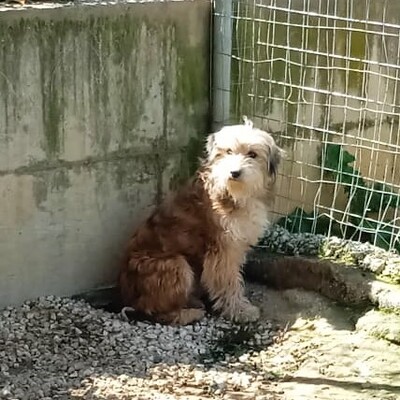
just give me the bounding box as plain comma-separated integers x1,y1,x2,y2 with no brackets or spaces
0,295,277,399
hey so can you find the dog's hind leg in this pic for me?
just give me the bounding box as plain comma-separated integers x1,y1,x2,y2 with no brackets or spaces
158,308,206,325
120,254,206,325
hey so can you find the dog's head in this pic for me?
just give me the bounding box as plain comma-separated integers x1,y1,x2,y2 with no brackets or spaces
204,118,282,200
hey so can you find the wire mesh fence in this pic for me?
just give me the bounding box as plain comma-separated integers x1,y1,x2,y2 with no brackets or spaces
213,0,400,253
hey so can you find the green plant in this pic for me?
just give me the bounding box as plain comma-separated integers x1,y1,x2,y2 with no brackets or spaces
278,143,400,252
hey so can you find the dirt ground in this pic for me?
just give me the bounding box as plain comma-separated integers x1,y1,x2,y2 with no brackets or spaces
247,283,400,400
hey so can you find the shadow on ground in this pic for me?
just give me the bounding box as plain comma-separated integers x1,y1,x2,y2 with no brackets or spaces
65,253,400,400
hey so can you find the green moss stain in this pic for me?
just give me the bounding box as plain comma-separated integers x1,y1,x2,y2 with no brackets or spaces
34,20,67,159
230,7,369,139
173,24,210,130
3,10,209,206
176,47,207,109
0,21,23,136
32,168,71,209
96,15,144,150
32,176,48,210
348,26,366,92
87,17,111,153
185,136,205,176
334,21,366,93
231,4,259,120
231,8,314,135
169,136,204,190
380,307,400,316
7,15,148,160
171,21,210,185
112,157,153,191
49,169,71,192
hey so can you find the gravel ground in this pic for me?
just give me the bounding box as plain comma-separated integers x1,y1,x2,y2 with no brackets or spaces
0,293,281,400
3,282,397,400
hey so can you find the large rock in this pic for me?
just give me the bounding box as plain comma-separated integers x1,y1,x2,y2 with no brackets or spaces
356,309,400,344
246,252,400,312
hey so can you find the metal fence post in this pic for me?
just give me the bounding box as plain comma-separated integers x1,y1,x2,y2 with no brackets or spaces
212,0,233,131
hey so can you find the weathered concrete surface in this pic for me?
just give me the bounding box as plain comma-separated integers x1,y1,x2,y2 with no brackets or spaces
0,1,211,307
246,252,400,312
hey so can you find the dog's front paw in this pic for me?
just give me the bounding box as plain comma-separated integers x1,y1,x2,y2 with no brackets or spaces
233,302,260,323
222,301,260,323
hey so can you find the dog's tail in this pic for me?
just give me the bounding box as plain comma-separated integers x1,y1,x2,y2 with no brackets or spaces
242,115,253,128
119,306,158,323
120,306,135,322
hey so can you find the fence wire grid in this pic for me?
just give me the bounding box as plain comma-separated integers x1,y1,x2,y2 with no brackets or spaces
213,0,400,253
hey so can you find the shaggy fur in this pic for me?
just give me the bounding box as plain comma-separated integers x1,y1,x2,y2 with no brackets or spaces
118,119,282,325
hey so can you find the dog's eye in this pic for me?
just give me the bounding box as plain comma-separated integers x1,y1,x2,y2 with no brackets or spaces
247,151,257,159
226,149,233,155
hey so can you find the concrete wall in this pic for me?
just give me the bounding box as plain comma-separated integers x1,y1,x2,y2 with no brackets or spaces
0,1,211,307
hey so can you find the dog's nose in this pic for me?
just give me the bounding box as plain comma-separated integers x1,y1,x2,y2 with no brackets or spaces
230,170,241,179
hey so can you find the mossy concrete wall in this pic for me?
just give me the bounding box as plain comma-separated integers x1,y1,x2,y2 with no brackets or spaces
0,1,211,307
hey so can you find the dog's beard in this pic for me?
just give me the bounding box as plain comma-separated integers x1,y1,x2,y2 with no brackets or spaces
226,178,247,197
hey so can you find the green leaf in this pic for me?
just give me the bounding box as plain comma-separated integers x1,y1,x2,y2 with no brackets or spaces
323,144,364,190
277,207,315,233
369,183,400,211
278,207,337,236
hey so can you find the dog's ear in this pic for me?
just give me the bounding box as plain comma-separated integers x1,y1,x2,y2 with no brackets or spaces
268,144,282,180
205,133,216,157
242,115,254,128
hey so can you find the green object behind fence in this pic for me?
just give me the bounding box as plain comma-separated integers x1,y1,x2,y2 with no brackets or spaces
279,143,400,253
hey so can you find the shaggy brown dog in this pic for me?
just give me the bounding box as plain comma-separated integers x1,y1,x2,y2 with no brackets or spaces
119,119,282,325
